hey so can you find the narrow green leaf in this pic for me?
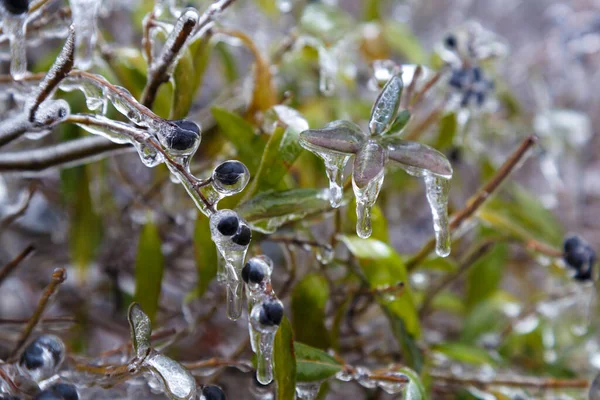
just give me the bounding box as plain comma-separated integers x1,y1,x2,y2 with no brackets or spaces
127,302,152,359
435,112,457,150
273,317,297,400
245,106,308,198
398,367,426,400
387,110,411,135
212,107,265,174
466,243,507,310
295,342,342,382
433,343,497,366
170,36,213,120
134,221,164,322
238,188,334,234
291,274,330,349
192,216,218,299
340,236,422,370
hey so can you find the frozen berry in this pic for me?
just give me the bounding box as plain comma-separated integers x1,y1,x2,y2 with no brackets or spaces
563,235,596,282
258,299,283,327
19,335,65,381
242,259,265,285
444,34,457,49
48,383,79,400
217,215,239,236
214,161,246,186
231,225,251,246
36,335,65,366
33,391,61,400
202,385,226,400
2,0,28,14
167,120,201,152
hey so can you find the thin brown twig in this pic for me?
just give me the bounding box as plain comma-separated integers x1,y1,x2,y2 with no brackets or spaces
419,241,495,318
430,371,589,390
0,244,35,287
406,135,538,271
183,357,252,371
402,65,421,110
9,268,67,361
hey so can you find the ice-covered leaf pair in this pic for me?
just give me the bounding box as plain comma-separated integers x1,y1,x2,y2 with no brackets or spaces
299,73,453,257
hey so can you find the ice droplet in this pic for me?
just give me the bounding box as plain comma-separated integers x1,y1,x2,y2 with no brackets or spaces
424,173,451,257
375,371,409,394
70,0,102,69
370,59,401,89
135,142,164,168
296,381,322,400
354,366,377,389
211,160,250,196
353,169,385,239
210,210,251,320
1,11,28,80
61,77,107,113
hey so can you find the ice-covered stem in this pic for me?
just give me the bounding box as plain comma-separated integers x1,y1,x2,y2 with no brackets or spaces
182,357,253,371
28,25,75,122
9,268,66,361
406,135,538,271
140,0,239,108
429,370,588,390
0,244,35,286
418,240,494,318
141,9,199,108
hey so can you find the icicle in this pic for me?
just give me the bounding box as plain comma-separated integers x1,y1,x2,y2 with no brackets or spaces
295,382,322,400
352,169,384,239
317,152,350,208
210,210,252,320
216,250,227,283
61,78,107,112
250,299,283,385
70,0,102,69
2,11,28,80
424,173,451,257
107,85,157,128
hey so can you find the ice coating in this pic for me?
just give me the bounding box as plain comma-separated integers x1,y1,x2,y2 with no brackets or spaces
369,73,403,136
1,11,28,79
157,120,201,158
32,99,70,127
211,160,250,196
18,334,66,383
370,59,401,89
250,300,281,385
296,382,322,400
145,353,197,400
424,174,451,257
210,210,251,320
61,77,108,113
317,45,336,96
70,0,102,69
353,169,384,239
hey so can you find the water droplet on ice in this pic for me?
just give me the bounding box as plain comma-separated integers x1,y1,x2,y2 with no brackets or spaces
296,381,322,400
424,173,451,257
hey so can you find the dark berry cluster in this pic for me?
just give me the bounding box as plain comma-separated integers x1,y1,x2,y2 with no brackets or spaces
448,66,494,108
563,235,596,281
257,299,284,327
242,258,268,286
201,385,226,400
216,212,251,246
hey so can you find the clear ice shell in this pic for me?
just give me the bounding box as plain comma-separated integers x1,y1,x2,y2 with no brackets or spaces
353,169,384,239
211,160,250,195
244,255,274,294
18,335,66,383
296,381,322,400
369,73,403,136
2,12,28,80
70,0,102,69
250,302,278,385
144,352,197,400
61,77,108,113
424,174,451,257
315,245,334,264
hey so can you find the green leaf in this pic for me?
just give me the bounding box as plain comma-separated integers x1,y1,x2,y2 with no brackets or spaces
127,302,152,359
462,293,515,344
134,221,164,323
273,317,297,400
340,236,422,369
192,216,218,299
398,367,426,400
435,112,457,150
387,110,411,135
382,21,427,64
212,107,265,174
245,106,308,198
170,35,213,120
238,188,334,234
466,243,507,310
105,48,148,99
294,342,342,382
433,343,497,366
291,274,330,349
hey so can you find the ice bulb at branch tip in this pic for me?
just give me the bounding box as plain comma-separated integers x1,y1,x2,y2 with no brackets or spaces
158,119,201,157
212,160,250,195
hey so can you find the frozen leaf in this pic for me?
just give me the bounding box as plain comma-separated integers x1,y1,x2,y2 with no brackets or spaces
294,342,342,383
299,120,365,154
145,353,197,400
368,73,403,135
134,221,164,323
273,317,296,400
291,274,330,349
128,303,152,359
381,136,453,179
352,140,386,189
466,243,507,310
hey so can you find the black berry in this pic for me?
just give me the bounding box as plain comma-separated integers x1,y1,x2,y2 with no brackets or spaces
36,335,64,366
231,225,251,246
217,215,239,236
258,300,283,326
242,259,265,284
20,341,45,370
444,34,457,49
214,161,245,186
168,120,200,151
33,391,61,400
48,383,79,400
0,395,21,400
202,385,226,400
563,235,596,282
2,0,29,15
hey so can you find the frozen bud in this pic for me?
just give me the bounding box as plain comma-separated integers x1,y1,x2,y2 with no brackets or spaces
34,383,79,400
242,256,273,289
251,299,284,332
563,234,596,282
2,0,28,14
160,119,201,156
201,385,226,400
19,335,65,382
212,160,250,195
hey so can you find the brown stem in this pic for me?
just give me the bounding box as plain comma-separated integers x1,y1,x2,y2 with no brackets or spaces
0,244,35,287
183,357,252,371
430,371,589,390
419,241,494,317
402,65,421,110
9,268,67,360
265,236,333,251
406,135,538,271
